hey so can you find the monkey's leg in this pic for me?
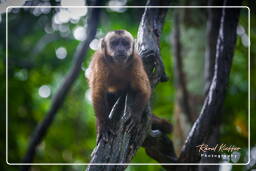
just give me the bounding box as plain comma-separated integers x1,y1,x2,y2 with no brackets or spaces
106,92,120,112
96,116,116,143
125,90,150,132
93,90,115,143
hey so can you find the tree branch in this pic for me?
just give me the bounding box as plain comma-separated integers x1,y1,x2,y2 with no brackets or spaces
172,11,193,122
199,1,224,170
178,0,241,164
143,131,177,170
21,1,101,170
204,0,223,95
87,0,175,170
137,0,170,86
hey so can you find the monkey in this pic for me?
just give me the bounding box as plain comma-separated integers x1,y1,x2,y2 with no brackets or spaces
151,114,172,134
86,30,151,142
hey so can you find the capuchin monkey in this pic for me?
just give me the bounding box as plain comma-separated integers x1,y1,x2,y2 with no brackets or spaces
86,30,171,142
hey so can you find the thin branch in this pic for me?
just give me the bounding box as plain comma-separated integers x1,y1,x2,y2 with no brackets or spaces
178,0,241,164
172,11,193,122
21,1,101,169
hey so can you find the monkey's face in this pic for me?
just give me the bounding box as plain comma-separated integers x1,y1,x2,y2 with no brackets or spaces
102,30,134,64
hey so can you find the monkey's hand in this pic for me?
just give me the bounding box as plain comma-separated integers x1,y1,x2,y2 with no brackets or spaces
97,123,116,144
125,113,141,133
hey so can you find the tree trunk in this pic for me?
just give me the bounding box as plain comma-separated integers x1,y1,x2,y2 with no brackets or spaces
87,1,172,170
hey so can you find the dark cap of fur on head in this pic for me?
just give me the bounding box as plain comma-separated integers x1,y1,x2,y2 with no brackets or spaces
114,30,125,35
105,30,134,40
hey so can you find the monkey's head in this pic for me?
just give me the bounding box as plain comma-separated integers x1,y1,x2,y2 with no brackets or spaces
101,30,135,64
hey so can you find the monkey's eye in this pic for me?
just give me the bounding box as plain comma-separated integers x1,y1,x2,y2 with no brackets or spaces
111,40,119,46
122,40,130,47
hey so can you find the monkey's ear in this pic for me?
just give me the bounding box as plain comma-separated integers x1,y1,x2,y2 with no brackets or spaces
133,38,137,54
101,38,106,52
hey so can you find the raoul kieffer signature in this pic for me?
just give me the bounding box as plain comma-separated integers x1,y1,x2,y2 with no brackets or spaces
196,144,241,153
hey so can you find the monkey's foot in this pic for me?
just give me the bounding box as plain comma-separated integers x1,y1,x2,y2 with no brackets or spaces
97,126,116,144
125,115,140,133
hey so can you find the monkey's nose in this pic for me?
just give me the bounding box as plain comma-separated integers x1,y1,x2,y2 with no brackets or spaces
117,49,126,55
116,51,126,58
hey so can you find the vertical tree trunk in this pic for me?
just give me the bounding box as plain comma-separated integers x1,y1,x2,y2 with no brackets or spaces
87,1,171,170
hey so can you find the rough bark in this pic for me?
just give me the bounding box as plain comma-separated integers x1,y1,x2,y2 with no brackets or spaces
87,1,174,170
137,0,177,166
21,1,101,170
178,0,241,166
136,1,169,86
87,94,152,171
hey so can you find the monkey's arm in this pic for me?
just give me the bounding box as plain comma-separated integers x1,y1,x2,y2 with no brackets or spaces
91,83,107,129
90,56,115,142
130,57,151,117
91,78,117,143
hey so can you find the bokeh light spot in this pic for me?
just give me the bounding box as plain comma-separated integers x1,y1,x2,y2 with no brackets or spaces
38,85,51,98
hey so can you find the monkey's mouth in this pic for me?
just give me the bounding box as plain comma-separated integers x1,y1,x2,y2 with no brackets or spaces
114,54,128,63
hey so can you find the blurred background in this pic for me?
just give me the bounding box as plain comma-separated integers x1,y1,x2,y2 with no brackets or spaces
0,0,255,171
